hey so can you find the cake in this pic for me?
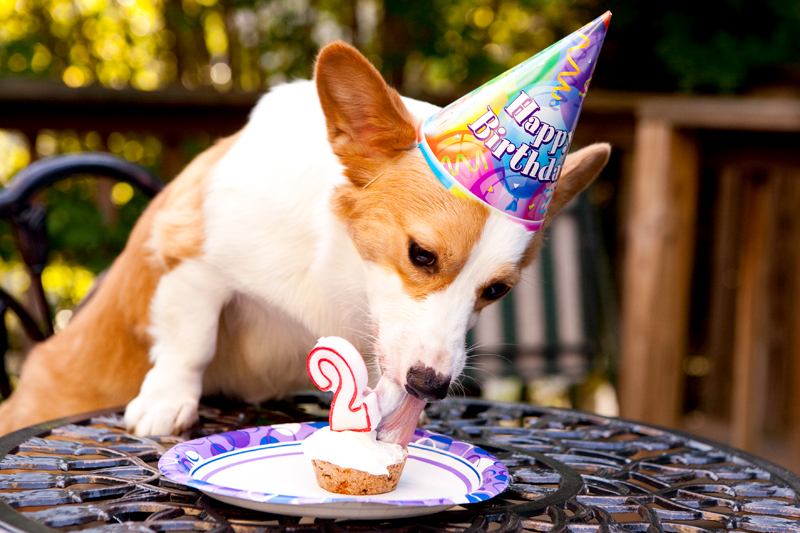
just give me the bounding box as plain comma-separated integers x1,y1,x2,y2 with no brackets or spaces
303,336,409,495
301,425,407,495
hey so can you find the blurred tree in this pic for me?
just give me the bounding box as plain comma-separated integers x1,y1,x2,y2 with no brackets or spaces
0,0,601,96
597,0,800,93
0,0,174,89
4,0,800,96
381,0,600,104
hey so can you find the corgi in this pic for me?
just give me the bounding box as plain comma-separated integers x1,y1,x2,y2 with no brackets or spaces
0,42,610,441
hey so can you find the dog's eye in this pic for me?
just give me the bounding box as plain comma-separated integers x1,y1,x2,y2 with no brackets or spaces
409,242,437,268
482,283,510,301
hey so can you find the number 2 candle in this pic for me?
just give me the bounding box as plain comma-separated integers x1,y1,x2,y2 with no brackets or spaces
307,337,381,432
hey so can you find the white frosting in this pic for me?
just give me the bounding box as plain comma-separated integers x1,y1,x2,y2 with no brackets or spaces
301,427,405,476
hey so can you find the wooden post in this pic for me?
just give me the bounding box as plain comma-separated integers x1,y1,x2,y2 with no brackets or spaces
730,172,772,452
619,119,699,428
763,169,800,437
792,168,800,473
704,165,743,418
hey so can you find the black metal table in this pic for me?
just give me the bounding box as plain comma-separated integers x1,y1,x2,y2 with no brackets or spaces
1,393,799,532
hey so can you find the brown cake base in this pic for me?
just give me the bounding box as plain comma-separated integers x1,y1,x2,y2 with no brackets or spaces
311,452,408,495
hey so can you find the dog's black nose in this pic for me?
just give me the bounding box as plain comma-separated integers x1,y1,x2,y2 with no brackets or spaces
405,364,451,401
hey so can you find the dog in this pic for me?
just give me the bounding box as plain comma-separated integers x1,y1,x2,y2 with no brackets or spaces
0,41,609,439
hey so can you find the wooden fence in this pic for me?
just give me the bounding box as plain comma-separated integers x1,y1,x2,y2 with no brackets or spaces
578,91,800,472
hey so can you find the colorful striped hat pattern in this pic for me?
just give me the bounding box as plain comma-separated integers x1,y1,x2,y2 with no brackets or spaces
418,12,611,231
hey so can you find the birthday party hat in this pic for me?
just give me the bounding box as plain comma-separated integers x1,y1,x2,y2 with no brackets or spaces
419,11,611,231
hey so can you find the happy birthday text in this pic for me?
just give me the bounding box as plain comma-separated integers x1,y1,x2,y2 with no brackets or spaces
466,90,573,182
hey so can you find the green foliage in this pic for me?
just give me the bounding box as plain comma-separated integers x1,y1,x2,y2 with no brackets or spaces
380,0,601,104
0,179,149,277
3,0,800,95
44,178,150,274
598,0,800,93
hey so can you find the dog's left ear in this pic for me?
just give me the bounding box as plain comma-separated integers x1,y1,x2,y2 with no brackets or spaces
547,143,611,218
315,41,418,186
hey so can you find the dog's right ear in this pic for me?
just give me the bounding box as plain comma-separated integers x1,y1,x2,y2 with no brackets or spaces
520,143,611,267
315,41,418,186
548,143,611,217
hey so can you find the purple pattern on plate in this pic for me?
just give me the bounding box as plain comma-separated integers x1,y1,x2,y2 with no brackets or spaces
159,422,509,508
199,450,304,482
409,455,473,491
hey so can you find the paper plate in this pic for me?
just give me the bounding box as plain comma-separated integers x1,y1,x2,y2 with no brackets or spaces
158,422,510,519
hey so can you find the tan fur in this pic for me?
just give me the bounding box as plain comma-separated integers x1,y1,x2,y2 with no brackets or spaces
331,152,492,301
519,143,612,268
0,197,162,434
316,41,420,187
0,134,238,435
148,132,241,270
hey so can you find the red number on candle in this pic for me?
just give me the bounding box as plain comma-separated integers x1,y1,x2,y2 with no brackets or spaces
307,337,381,432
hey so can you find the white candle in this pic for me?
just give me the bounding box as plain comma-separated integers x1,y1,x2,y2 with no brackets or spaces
307,337,381,432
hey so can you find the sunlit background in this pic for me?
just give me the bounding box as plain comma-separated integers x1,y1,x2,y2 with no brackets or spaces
3,0,800,468
2,0,797,304
0,0,624,351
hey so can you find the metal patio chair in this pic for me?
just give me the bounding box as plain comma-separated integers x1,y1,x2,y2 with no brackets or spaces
0,152,163,400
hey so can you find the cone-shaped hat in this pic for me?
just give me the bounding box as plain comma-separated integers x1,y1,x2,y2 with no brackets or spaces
419,11,611,231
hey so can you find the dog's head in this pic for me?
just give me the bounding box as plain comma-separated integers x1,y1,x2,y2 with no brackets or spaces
316,42,610,441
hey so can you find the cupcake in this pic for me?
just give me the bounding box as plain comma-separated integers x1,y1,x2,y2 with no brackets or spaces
304,336,410,495
301,426,407,495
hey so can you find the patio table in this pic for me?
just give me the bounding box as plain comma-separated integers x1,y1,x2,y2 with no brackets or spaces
1,392,799,532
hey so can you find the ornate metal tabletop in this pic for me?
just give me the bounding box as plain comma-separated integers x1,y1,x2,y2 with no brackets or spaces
1,393,799,532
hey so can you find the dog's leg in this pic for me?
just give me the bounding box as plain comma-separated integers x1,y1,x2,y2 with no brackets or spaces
124,259,231,436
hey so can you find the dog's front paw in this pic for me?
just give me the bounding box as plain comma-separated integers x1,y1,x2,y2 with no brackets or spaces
124,393,199,437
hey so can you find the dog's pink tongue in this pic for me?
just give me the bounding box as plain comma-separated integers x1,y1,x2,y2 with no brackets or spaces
374,378,427,447
376,393,426,446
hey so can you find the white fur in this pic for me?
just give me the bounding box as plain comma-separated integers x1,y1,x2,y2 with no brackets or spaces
124,81,532,436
